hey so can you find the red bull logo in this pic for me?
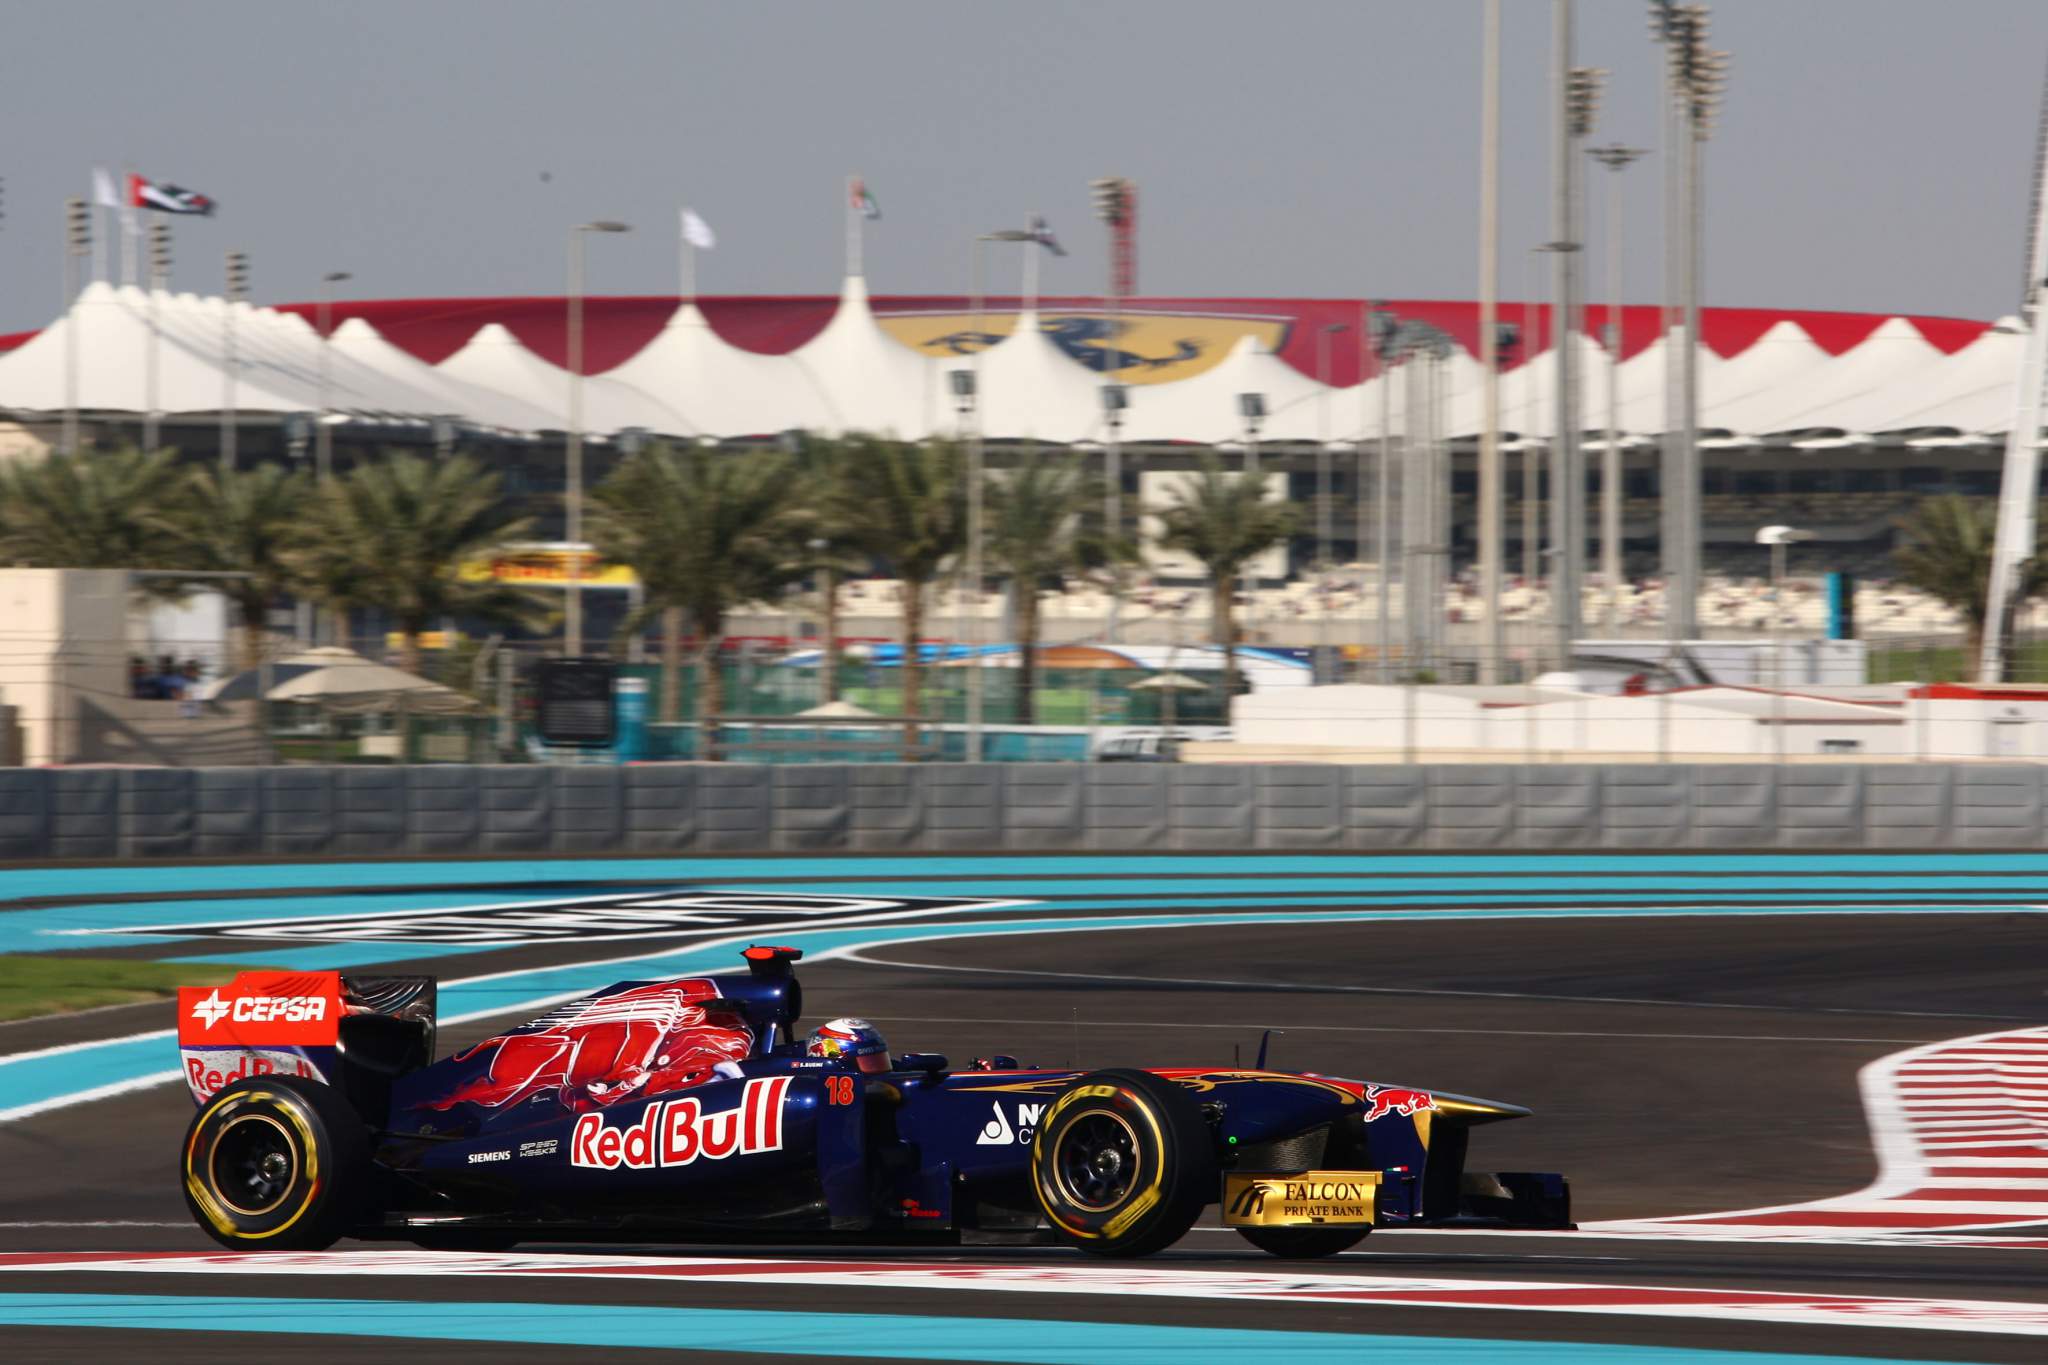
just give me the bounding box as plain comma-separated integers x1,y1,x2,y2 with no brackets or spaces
569,1076,790,1171
1361,1084,1436,1124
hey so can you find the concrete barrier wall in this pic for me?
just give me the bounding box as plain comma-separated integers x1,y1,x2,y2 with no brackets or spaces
1,763,2045,861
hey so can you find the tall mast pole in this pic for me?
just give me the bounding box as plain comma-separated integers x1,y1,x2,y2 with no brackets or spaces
1548,0,1583,666
1478,0,1504,683
1591,145,1647,634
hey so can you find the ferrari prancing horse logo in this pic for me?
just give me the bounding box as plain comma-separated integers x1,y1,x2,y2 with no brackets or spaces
878,311,1291,386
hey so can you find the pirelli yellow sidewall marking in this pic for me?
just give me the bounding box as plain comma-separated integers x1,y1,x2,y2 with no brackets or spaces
1033,1083,1167,1242
183,1087,323,1241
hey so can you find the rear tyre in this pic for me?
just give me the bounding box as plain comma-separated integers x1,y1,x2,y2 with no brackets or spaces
181,1074,370,1251
1030,1068,1215,1258
1237,1225,1369,1258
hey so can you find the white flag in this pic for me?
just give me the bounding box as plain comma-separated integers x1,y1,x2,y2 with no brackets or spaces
681,209,716,250
92,167,120,208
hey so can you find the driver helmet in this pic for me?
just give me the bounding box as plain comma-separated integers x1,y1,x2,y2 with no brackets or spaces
806,1018,890,1074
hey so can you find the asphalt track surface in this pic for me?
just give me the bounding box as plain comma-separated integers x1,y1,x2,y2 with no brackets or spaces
5,852,2048,1363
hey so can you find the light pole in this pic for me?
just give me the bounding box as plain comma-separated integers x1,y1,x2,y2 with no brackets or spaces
1369,307,1400,681
1093,178,1136,649
1495,320,1523,675
144,221,170,452
964,232,1010,761
1479,0,1505,684
965,222,1061,746
1589,145,1648,635
565,220,631,658
1316,324,1348,683
1237,391,1267,663
1101,382,1129,642
315,271,352,485
1529,240,1578,668
221,252,249,472
1521,249,1543,596
1652,1,1730,643
62,197,88,455
950,368,982,761
1757,524,1812,760
1548,21,1603,668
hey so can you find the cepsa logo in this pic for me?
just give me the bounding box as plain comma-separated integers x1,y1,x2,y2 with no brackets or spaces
177,971,342,1047
181,1048,325,1102
571,1076,791,1171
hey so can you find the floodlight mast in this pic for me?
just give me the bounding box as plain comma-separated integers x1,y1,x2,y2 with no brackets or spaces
1589,144,1648,633
1650,1,1730,646
1548,0,1594,670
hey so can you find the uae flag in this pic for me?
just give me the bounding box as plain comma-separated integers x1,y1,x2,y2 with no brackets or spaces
851,177,880,221
130,174,216,216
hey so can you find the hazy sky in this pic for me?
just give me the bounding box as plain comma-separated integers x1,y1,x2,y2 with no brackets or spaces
4,1,2046,333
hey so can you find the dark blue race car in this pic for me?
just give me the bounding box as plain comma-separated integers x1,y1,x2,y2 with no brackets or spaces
175,947,1570,1259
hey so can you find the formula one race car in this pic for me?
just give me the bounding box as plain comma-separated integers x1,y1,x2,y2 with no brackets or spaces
174,948,1570,1258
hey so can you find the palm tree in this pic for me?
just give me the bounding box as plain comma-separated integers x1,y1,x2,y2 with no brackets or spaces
172,463,314,670
1894,494,2048,678
588,449,694,725
588,443,806,746
0,445,192,569
787,433,871,705
985,450,1120,725
293,451,543,673
1155,455,1298,695
826,436,967,749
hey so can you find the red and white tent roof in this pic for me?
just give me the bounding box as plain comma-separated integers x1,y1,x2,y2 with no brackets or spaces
0,278,2021,447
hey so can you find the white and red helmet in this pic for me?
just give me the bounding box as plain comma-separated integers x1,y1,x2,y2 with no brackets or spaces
806,1017,890,1074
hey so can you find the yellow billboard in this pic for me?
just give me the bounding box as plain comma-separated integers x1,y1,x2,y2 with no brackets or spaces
876,310,1290,386
458,544,639,589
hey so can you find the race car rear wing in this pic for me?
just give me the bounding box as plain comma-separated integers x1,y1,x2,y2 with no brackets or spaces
177,970,436,1115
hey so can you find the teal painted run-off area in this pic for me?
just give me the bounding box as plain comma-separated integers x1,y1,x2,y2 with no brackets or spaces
5,850,2048,1121
0,1293,1956,1364
17,849,2048,903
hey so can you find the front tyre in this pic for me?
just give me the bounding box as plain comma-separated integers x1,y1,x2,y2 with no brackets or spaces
181,1075,369,1251
1237,1225,1369,1258
1031,1068,1214,1258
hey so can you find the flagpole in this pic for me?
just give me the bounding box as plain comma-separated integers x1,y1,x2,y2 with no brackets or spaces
846,174,861,278
1023,216,1041,314
91,176,108,286
121,167,139,288
680,223,696,305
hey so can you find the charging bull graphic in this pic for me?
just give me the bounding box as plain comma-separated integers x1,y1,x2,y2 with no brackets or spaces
425,980,753,1113
1361,1084,1437,1124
